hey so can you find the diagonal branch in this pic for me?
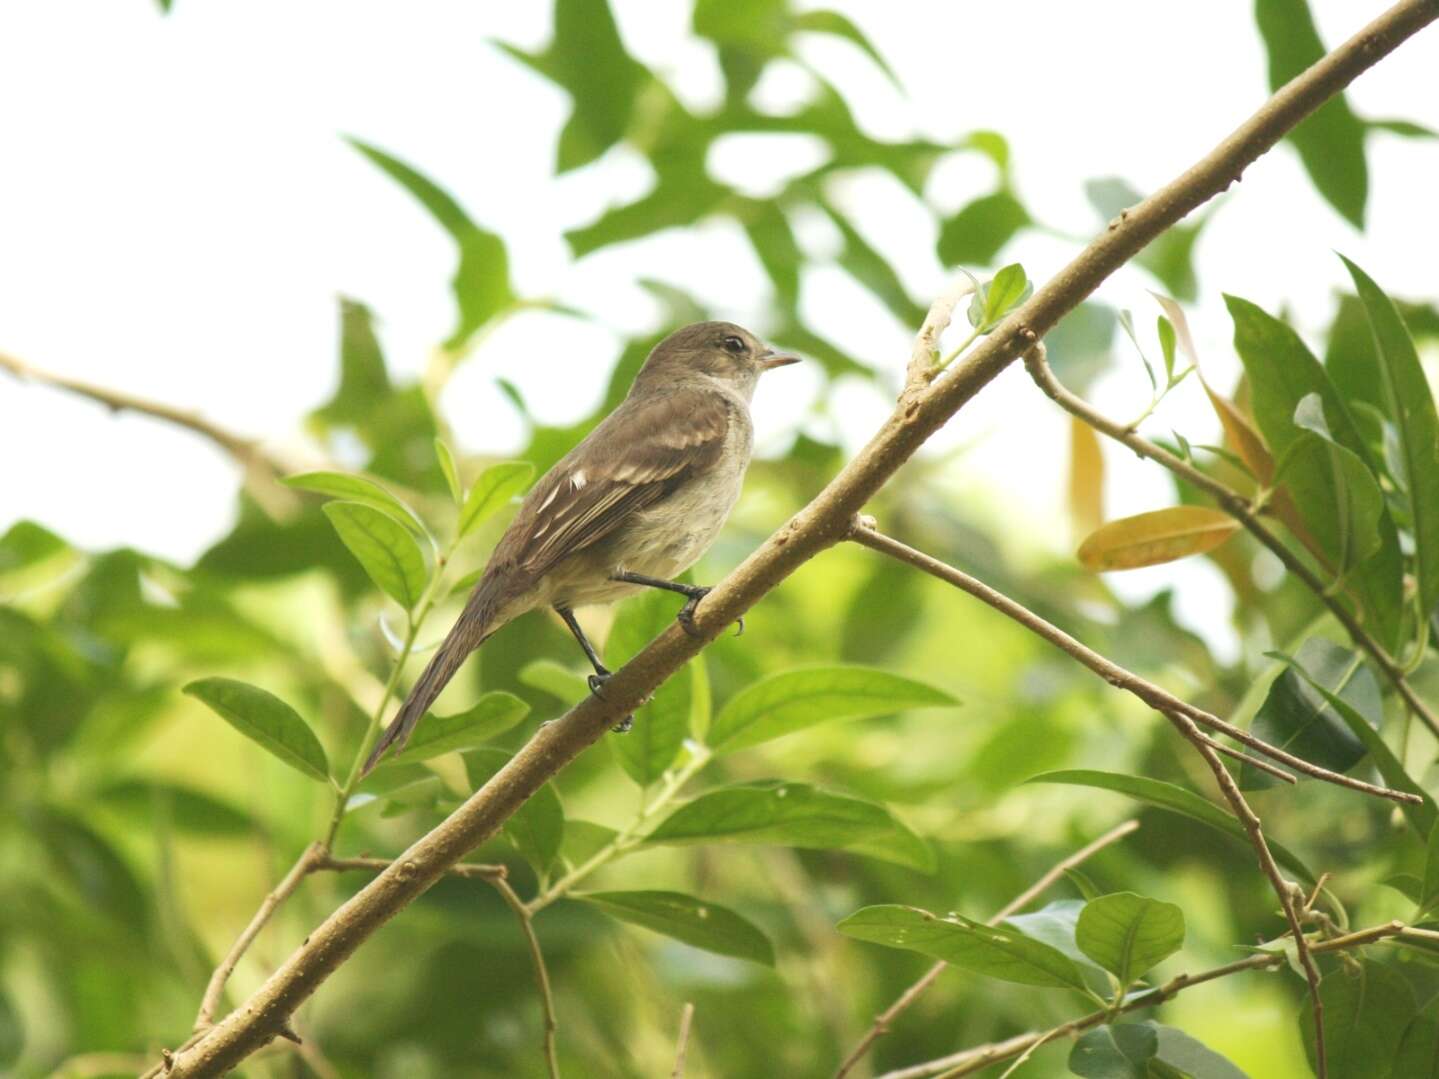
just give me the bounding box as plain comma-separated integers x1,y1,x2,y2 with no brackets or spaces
876,921,1406,1079
159,3,1439,1071
1024,343,1439,740
848,522,1420,805
834,820,1141,1079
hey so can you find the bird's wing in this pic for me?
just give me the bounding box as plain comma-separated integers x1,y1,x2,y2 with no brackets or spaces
503,388,733,578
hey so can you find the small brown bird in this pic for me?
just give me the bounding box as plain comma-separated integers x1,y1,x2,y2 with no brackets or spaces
362,321,799,774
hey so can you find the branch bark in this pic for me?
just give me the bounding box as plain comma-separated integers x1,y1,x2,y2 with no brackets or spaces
159,3,1439,1071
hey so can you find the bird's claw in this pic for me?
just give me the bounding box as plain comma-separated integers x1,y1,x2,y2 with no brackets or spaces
676,587,713,638
587,670,633,733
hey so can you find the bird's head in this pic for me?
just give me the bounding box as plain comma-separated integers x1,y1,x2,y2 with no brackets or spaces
634,321,800,399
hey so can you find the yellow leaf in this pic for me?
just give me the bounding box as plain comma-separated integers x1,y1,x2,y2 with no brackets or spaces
1202,378,1275,485
1078,506,1240,571
1068,417,1105,539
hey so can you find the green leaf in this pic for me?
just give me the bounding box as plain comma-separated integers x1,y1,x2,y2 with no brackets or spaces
1422,821,1439,919
582,890,774,966
838,904,1089,991
646,781,932,870
937,191,1031,267
1239,638,1377,790
347,138,514,350
1069,1023,1157,1078
1341,256,1439,619
1299,963,1414,1078
1157,316,1178,381
314,298,392,426
1290,394,1384,572
1028,770,1315,882
323,501,429,610
0,519,67,573
824,202,926,327
387,692,529,764
561,819,619,865
1254,0,1368,226
606,588,696,785
791,10,899,87
38,809,148,931
708,666,955,753
1227,294,1403,649
435,439,463,504
1005,899,1106,972
96,779,255,836
1075,892,1185,986
969,263,1031,330
458,461,534,538
519,658,591,703
742,200,801,308
1085,179,1205,299
283,471,425,535
465,748,564,873
1395,1018,1439,1079
183,677,330,783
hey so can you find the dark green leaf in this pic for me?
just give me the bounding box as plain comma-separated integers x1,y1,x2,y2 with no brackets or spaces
1370,118,1438,139
323,501,429,610
1239,638,1377,790
1028,770,1315,882
937,191,1030,267
583,890,774,965
646,781,931,870
387,692,529,764
606,588,696,784
1075,892,1185,985
458,462,534,538
283,471,425,535
1254,0,1368,226
1068,1023,1157,1078
838,904,1089,990
97,779,255,836
742,200,801,308
1227,294,1403,649
0,991,20,1068
1298,671,1437,836
1395,1018,1439,1079
1299,963,1414,1078
1341,256,1439,619
347,139,514,350
39,809,148,931
465,748,564,873
1151,1023,1250,1078
708,666,955,753
1422,821,1439,918
183,677,330,783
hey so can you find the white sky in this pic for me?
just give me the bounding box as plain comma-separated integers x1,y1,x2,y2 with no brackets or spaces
2,1,1436,656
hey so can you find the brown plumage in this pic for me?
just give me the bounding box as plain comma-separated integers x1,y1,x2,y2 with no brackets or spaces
361,321,798,775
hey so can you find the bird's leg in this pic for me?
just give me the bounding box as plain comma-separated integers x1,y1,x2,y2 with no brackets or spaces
609,571,744,638
554,605,632,733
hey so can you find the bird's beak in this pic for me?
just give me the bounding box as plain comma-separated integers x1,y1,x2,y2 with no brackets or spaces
760,348,801,371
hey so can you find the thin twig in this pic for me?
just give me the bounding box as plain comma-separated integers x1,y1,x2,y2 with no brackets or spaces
876,921,1405,1079
313,855,507,881
672,1002,696,1079
193,843,322,1030
1024,343,1439,741
847,522,1419,805
492,874,562,1079
0,349,300,519
1165,708,1326,1077
159,5,1439,1070
834,820,1140,1079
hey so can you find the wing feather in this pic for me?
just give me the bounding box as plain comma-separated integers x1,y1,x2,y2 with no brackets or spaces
494,388,732,578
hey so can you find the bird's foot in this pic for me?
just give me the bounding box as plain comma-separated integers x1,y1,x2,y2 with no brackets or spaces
676,587,712,638
587,670,634,733
677,587,744,638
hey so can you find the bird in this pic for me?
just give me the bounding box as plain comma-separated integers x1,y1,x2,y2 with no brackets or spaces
361,321,800,775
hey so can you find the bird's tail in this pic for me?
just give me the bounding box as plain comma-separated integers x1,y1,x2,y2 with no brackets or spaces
360,579,505,777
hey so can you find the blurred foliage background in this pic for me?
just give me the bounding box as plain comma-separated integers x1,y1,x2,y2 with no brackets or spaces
4,1,1439,1077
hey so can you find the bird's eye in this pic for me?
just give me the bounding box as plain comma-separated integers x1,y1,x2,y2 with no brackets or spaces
722,335,745,354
